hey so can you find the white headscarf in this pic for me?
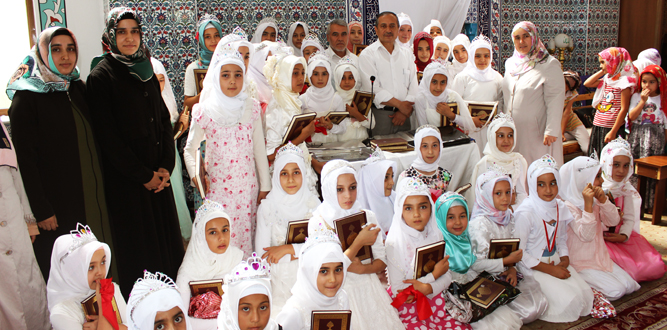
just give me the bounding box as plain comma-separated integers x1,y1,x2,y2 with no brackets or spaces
634,48,662,73
312,160,365,226
197,46,249,127
450,34,471,75
482,113,528,177
303,52,337,114
422,19,445,37
358,151,397,233
287,22,309,56
432,36,452,61
248,41,287,104
211,28,255,73
600,138,641,233
251,19,279,44
419,60,453,107
300,36,325,57
471,170,513,226
515,155,573,224
397,12,414,48
333,55,361,104
177,200,244,281
559,156,601,211
264,54,307,116
126,271,191,330
150,58,179,124
411,125,443,173
459,34,496,82
47,224,111,310
385,177,442,295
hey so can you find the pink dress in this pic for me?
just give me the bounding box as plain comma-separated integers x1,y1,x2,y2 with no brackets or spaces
389,289,472,330
193,101,261,257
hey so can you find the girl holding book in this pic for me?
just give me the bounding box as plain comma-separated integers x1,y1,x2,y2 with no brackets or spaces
559,156,639,300
357,149,398,236
334,55,376,142
299,52,347,144
126,271,191,330
600,138,666,282
275,229,351,330
414,61,472,130
386,177,470,330
175,200,243,329
183,14,223,109
254,142,321,316
468,169,549,324
47,224,128,330
307,160,404,329
514,155,594,322
184,44,271,257
435,191,523,329
398,125,454,200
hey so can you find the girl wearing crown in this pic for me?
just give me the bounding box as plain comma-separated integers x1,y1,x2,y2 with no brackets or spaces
334,55,376,142
176,200,244,329
184,15,223,110
559,156,639,301
184,43,271,258
514,155,594,322
47,224,128,330
451,35,504,154
308,160,404,329
127,271,191,330
254,143,321,316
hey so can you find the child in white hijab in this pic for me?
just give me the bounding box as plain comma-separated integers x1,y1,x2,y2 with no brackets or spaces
470,113,528,208
254,143,321,316
47,224,127,330
514,155,594,323
126,270,191,330
251,18,278,43
423,19,444,38
248,41,284,106
217,254,280,330
175,200,244,329
300,34,325,63
275,229,351,330
450,34,471,77
333,55,376,142
308,160,404,329
432,36,452,62
451,34,504,154
287,22,309,56
414,60,472,130
397,13,414,49
357,149,397,236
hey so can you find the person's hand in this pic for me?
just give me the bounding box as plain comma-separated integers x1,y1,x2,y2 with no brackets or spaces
317,117,334,130
353,223,380,246
562,135,567,142
83,315,99,330
403,279,433,297
154,168,171,193
435,102,456,120
640,88,651,103
31,235,37,243
192,175,210,196
503,249,523,265
300,121,316,139
557,256,570,269
583,183,596,212
548,261,570,279
38,215,58,231
603,232,627,243
432,255,450,279
347,257,366,274
500,267,518,286
472,116,484,128
397,100,415,116
543,134,558,146
593,185,607,204
143,171,162,191
257,191,269,205
346,102,364,121
604,130,616,143
262,245,294,264
389,111,407,126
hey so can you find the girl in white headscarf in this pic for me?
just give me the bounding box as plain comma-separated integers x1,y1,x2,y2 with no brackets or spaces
308,160,404,330
559,156,640,300
398,125,454,199
432,36,452,62
254,142,321,316
633,48,661,73
184,44,271,258
175,200,244,329
275,229,351,330
357,149,397,236
452,35,504,154
414,60,472,130
47,224,127,330
299,34,325,64
423,19,445,38
600,138,666,282
450,34,471,77
300,52,348,144
287,22,309,56
469,169,549,324
251,18,278,43
127,270,191,330
397,13,414,49
469,112,528,208
248,41,283,107
334,55,376,142
514,155,594,323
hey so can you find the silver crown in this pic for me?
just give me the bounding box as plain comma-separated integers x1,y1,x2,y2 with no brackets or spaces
530,154,559,177
415,124,440,135
276,142,303,158
492,112,514,125
605,137,631,153
225,252,271,285
337,54,356,67
303,32,321,43
479,164,511,187
308,51,330,66
436,191,468,212
230,26,248,40
60,223,98,262
470,34,492,47
197,13,221,27
194,199,227,226
300,228,342,256
577,154,601,172
216,43,244,61
397,177,430,195
363,146,387,166
589,150,599,162
128,271,178,329
321,159,353,180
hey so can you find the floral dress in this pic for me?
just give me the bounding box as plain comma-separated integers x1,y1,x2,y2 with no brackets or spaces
192,101,261,257
399,166,453,201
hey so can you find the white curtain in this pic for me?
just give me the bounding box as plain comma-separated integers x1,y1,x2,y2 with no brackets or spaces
379,0,471,40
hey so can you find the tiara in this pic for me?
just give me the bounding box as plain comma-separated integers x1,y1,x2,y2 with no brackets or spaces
230,26,248,40
436,191,467,212
308,51,329,66
225,252,271,285
577,155,600,172
300,228,342,256
479,164,511,187
276,142,303,158
128,271,178,328
470,34,492,47
363,146,386,165
214,43,244,61
336,54,356,67
605,137,631,153
60,223,98,262
303,32,321,43
397,177,430,195
321,159,353,179
198,13,221,27
415,124,440,135
194,199,227,225
530,154,558,177
491,112,513,124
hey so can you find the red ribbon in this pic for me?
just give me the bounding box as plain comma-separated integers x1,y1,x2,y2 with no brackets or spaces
313,121,328,135
100,278,119,330
391,285,433,321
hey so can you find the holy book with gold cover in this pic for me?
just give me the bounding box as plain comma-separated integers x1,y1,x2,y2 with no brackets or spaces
311,310,352,330
413,240,446,279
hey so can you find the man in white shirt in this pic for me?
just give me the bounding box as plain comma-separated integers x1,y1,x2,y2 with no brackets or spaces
325,19,358,67
358,11,418,135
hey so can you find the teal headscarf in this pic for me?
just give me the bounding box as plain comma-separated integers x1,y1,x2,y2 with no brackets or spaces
196,15,223,68
435,192,477,273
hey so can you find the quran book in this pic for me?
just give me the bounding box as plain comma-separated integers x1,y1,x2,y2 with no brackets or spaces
440,102,460,127
173,105,189,140
311,310,352,330
286,219,309,244
454,183,472,195
468,101,499,125
413,241,446,279
325,111,350,125
353,44,367,56
281,113,317,145
370,137,409,152
352,91,374,117
195,147,207,197
333,211,373,261
488,238,520,263
193,69,207,95
606,191,618,233
189,279,224,297
81,293,123,324
465,277,506,308
417,71,424,84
